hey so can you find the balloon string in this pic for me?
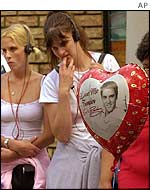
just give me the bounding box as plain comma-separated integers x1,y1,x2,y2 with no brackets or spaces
111,158,121,189
111,158,118,172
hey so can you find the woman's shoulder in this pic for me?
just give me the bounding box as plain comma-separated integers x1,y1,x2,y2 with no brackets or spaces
40,69,59,90
43,69,59,82
30,71,45,88
1,72,8,86
89,51,116,62
32,71,43,79
1,72,8,79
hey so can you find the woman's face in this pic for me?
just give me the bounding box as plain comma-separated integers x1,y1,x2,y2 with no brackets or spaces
1,37,27,71
51,32,77,64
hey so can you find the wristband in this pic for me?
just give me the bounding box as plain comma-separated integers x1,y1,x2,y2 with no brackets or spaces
4,138,10,149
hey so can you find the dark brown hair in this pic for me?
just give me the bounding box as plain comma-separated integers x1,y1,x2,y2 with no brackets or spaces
136,32,149,62
44,11,91,69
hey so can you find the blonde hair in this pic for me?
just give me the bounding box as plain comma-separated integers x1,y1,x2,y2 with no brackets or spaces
2,24,43,61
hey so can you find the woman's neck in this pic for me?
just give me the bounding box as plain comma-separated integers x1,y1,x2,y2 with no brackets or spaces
74,46,92,72
9,67,31,81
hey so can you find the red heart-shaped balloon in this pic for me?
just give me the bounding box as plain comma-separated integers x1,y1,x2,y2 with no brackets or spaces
77,64,149,162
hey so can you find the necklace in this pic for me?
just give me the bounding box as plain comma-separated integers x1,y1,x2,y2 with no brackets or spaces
7,70,32,139
8,71,32,100
11,91,15,96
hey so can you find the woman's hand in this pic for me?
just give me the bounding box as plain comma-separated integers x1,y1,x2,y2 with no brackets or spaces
59,56,75,93
1,147,20,162
8,137,40,157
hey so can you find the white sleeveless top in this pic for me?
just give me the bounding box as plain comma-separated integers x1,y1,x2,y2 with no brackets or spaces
1,99,43,140
1,76,45,140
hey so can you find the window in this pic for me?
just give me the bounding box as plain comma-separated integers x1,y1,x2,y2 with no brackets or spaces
103,11,127,66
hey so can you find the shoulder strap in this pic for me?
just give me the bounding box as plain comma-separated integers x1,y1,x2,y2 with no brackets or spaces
98,52,107,64
55,65,60,73
40,75,46,86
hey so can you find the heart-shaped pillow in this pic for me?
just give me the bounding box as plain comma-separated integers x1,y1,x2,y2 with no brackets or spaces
77,63,149,162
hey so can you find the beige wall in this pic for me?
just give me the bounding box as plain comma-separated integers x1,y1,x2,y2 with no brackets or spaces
126,11,149,66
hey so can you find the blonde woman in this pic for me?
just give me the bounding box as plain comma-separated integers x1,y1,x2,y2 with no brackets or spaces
1,24,54,189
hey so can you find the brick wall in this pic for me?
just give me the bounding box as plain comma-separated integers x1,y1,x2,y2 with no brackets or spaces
1,11,103,74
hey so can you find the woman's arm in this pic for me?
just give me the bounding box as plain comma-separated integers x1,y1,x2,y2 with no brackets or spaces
1,136,40,157
1,147,20,163
99,149,114,189
44,57,75,143
1,113,52,158
44,92,72,143
31,106,55,149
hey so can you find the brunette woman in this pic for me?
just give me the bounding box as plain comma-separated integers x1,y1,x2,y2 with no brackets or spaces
40,11,120,189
